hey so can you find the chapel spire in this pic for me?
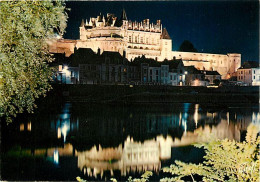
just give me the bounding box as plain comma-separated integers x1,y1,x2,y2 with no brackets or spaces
121,8,127,20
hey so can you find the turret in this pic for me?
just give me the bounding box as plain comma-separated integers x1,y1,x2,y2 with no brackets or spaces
89,18,93,26
80,19,85,27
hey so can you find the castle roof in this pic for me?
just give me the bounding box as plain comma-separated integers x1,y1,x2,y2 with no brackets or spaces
161,28,171,39
80,19,85,27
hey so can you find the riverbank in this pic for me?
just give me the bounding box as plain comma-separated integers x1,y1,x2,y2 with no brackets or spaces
49,84,259,105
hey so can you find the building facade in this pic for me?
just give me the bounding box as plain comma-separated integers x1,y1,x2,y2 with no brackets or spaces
237,67,260,86
236,61,260,86
48,10,241,79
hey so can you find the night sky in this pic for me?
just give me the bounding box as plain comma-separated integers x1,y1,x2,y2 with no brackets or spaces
64,1,259,63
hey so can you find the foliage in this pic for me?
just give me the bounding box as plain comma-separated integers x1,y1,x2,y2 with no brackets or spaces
179,40,198,52
161,124,260,182
110,171,153,182
0,1,67,123
76,176,87,182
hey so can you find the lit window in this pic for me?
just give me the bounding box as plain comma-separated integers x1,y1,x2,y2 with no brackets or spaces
27,122,31,131
140,37,143,43
20,123,24,131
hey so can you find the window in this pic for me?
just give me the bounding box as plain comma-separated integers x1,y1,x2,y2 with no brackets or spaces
238,76,240,80
170,75,172,80
150,70,152,75
144,69,147,74
156,70,159,75
241,76,243,79
146,38,149,44
249,70,251,74
254,76,255,79
140,37,143,43
129,36,132,42
254,70,255,74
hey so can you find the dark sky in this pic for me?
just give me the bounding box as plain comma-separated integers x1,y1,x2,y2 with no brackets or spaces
64,1,259,63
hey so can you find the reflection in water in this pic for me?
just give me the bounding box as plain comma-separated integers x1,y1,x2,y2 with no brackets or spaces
3,103,260,180
54,150,59,164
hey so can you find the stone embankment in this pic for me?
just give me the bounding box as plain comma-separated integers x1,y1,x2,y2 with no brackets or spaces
49,84,259,105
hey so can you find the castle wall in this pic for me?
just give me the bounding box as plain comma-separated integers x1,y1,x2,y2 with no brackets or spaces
47,39,76,57
172,51,241,79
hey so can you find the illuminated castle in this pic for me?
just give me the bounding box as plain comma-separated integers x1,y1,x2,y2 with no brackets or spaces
76,9,172,62
49,10,241,79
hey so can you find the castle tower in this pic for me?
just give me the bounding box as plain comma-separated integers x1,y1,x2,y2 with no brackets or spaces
120,9,128,30
79,19,86,40
161,28,172,60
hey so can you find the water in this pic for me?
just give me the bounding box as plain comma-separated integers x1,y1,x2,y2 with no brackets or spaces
1,102,259,181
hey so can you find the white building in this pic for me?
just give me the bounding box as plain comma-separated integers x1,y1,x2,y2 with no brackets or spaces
237,66,260,86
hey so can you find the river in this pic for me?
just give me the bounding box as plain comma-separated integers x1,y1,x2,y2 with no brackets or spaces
1,102,259,181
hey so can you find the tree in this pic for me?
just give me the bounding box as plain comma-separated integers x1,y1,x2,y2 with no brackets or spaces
162,124,260,182
0,1,67,122
179,40,198,52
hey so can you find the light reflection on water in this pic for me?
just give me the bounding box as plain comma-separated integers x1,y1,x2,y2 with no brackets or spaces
2,103,260,181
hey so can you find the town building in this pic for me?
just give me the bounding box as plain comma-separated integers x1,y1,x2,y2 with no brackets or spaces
52,50,187,86
184,66,208,86
237,61,260,86
48,10,241,79
203,71,221,85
